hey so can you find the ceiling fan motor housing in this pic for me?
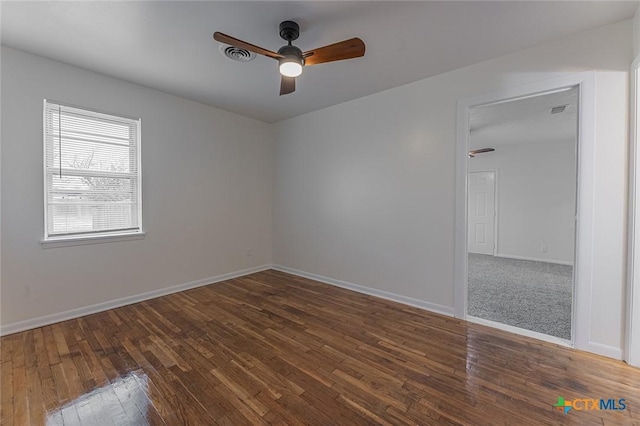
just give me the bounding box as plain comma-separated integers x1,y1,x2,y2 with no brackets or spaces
279,21,300,42
277,45,304,64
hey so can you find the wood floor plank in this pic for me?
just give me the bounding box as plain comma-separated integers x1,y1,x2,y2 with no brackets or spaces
2,269,640,425
1,335,15,425
12,333,29,426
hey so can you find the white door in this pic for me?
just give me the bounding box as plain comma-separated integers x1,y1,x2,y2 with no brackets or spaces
468,171,496,255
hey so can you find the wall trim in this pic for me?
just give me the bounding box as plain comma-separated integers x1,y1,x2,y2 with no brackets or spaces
626,54,640,366
0,264,271,336
272,264,455,317
3,263,623,360
494,253,574,266
584,341,624,360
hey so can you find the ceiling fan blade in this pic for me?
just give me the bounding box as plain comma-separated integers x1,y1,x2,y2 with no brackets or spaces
280,76,296,96
214,32,283,60
469,148,495,155
303,38,365,66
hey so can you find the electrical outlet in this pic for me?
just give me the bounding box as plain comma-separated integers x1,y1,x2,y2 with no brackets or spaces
540,245,548,253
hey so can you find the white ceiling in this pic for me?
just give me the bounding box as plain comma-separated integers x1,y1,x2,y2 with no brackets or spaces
469,87,578,149
1,1,637,123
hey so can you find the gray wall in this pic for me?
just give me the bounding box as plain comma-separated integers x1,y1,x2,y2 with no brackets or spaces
469,139,577,264
273,21,630,355
1,47,274,325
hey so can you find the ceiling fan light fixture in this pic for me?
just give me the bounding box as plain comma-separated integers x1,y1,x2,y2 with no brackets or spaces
279,59,302,77
277,44,304,77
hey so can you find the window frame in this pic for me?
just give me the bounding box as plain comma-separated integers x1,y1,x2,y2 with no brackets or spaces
42,100,144,247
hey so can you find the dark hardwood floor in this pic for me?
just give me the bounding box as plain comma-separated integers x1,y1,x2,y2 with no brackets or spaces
1,269,639,425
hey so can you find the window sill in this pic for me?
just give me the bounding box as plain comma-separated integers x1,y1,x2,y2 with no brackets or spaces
41,232,145,249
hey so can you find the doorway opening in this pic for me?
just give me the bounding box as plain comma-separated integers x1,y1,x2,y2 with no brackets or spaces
465,87,578,342
455,73,598,351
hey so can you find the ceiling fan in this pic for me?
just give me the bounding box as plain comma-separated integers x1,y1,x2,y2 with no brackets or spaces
468,148,495,158
213,21,365,96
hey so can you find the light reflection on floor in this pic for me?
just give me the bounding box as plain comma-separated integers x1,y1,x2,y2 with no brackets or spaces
46,371,150,425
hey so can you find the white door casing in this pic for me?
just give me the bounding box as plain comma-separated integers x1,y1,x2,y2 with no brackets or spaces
468,171,496,255
627,56,640,367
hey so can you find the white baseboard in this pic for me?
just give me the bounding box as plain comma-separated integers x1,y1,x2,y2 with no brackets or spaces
627,343,640,367
495,253,574,266
4,263,622,362
272,264,454,317
0,264,271,336
583,341,624,360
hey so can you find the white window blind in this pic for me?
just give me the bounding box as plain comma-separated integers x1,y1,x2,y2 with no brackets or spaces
43,100,142,240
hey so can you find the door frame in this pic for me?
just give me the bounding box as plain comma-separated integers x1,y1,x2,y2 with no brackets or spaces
454,72,596,351
626,56,640,367
468,170,498,256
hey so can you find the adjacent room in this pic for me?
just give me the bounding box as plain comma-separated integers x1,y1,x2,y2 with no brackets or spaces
466,87,578,341
2,1,640,425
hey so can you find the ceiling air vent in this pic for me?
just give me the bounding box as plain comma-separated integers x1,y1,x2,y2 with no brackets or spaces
219,45,255,62
550,105,567,114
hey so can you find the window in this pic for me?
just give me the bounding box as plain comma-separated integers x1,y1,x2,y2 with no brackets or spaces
43,100,142,242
